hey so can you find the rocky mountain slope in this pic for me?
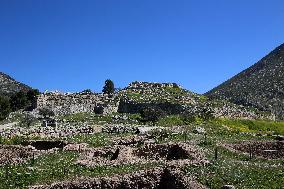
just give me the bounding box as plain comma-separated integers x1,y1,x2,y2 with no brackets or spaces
206,43,284,120
0,72,31,96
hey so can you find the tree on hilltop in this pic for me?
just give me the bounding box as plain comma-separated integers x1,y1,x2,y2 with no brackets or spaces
102,79,115,95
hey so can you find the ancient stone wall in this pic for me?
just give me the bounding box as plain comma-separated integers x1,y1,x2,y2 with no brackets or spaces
118,99,185,115
36,92,118,116
127,81,181,90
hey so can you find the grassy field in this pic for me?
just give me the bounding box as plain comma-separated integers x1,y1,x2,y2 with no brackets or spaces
213,119,284,135
0,151,159,189
185,143,284,189
0,116,283,188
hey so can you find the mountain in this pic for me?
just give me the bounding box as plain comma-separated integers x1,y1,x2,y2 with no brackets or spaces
0,72,32,96
206,43,284,120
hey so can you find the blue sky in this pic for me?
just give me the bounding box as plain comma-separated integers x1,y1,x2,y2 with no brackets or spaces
0,0,284,94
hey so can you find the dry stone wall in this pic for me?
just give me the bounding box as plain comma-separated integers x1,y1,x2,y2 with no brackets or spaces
127,81,181,89
36,92,118,116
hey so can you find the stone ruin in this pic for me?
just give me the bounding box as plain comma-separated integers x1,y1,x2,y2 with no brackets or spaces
29,167,207,189
75,142,209,167
127,81,181,90
28,141,209,189
223,141,284,159
34,82,274,120
34,82,186,117
0,145,37,165
36,91,118,116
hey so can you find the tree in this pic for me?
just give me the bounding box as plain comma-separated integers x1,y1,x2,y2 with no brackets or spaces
173,83,179,88
0,96,11,121
26,89,40,110
102,79,115,95
9,91,28,111
26,89,40,102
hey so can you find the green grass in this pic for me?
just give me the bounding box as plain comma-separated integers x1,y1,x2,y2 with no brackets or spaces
183,119,284,189
66,132,133,147
1,116,284,188
214,119,284,135
184,144,284,189
156,115,185,127
0,135,43,145
0,112,23,125
124,92,143,101
0,151,159,189
123,86,192,104
185,160,284,189
67,133,112,147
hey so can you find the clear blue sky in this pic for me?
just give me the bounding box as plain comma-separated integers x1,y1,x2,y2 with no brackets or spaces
1,0,284,94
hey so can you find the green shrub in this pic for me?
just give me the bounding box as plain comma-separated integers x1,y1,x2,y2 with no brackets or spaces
0,96,11,121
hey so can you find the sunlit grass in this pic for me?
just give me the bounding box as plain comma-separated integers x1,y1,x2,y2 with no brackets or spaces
0,151,159,189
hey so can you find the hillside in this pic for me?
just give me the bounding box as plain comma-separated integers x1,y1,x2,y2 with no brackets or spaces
117,81,273,120
206,43,284,120
0,72,31,96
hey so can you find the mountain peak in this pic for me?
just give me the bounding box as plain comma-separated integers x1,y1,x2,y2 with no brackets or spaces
0,72,32,96
206,43,284,119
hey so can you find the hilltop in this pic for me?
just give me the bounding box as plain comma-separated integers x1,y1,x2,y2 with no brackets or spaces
117,81,273,120
206,43,284,120
0,72,31,96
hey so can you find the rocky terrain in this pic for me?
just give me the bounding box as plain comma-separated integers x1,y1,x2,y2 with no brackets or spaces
0,44,284,188
206,43,284,120
0,115,283,189
0,72,31,96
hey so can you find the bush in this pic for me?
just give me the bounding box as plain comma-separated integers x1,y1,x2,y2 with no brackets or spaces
173,83,179,88
181,113,197,124
199,107,214,121
0,96,11,121
9,89,40,111
26,89,40,110
9,91,29,111
20,114,37,128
